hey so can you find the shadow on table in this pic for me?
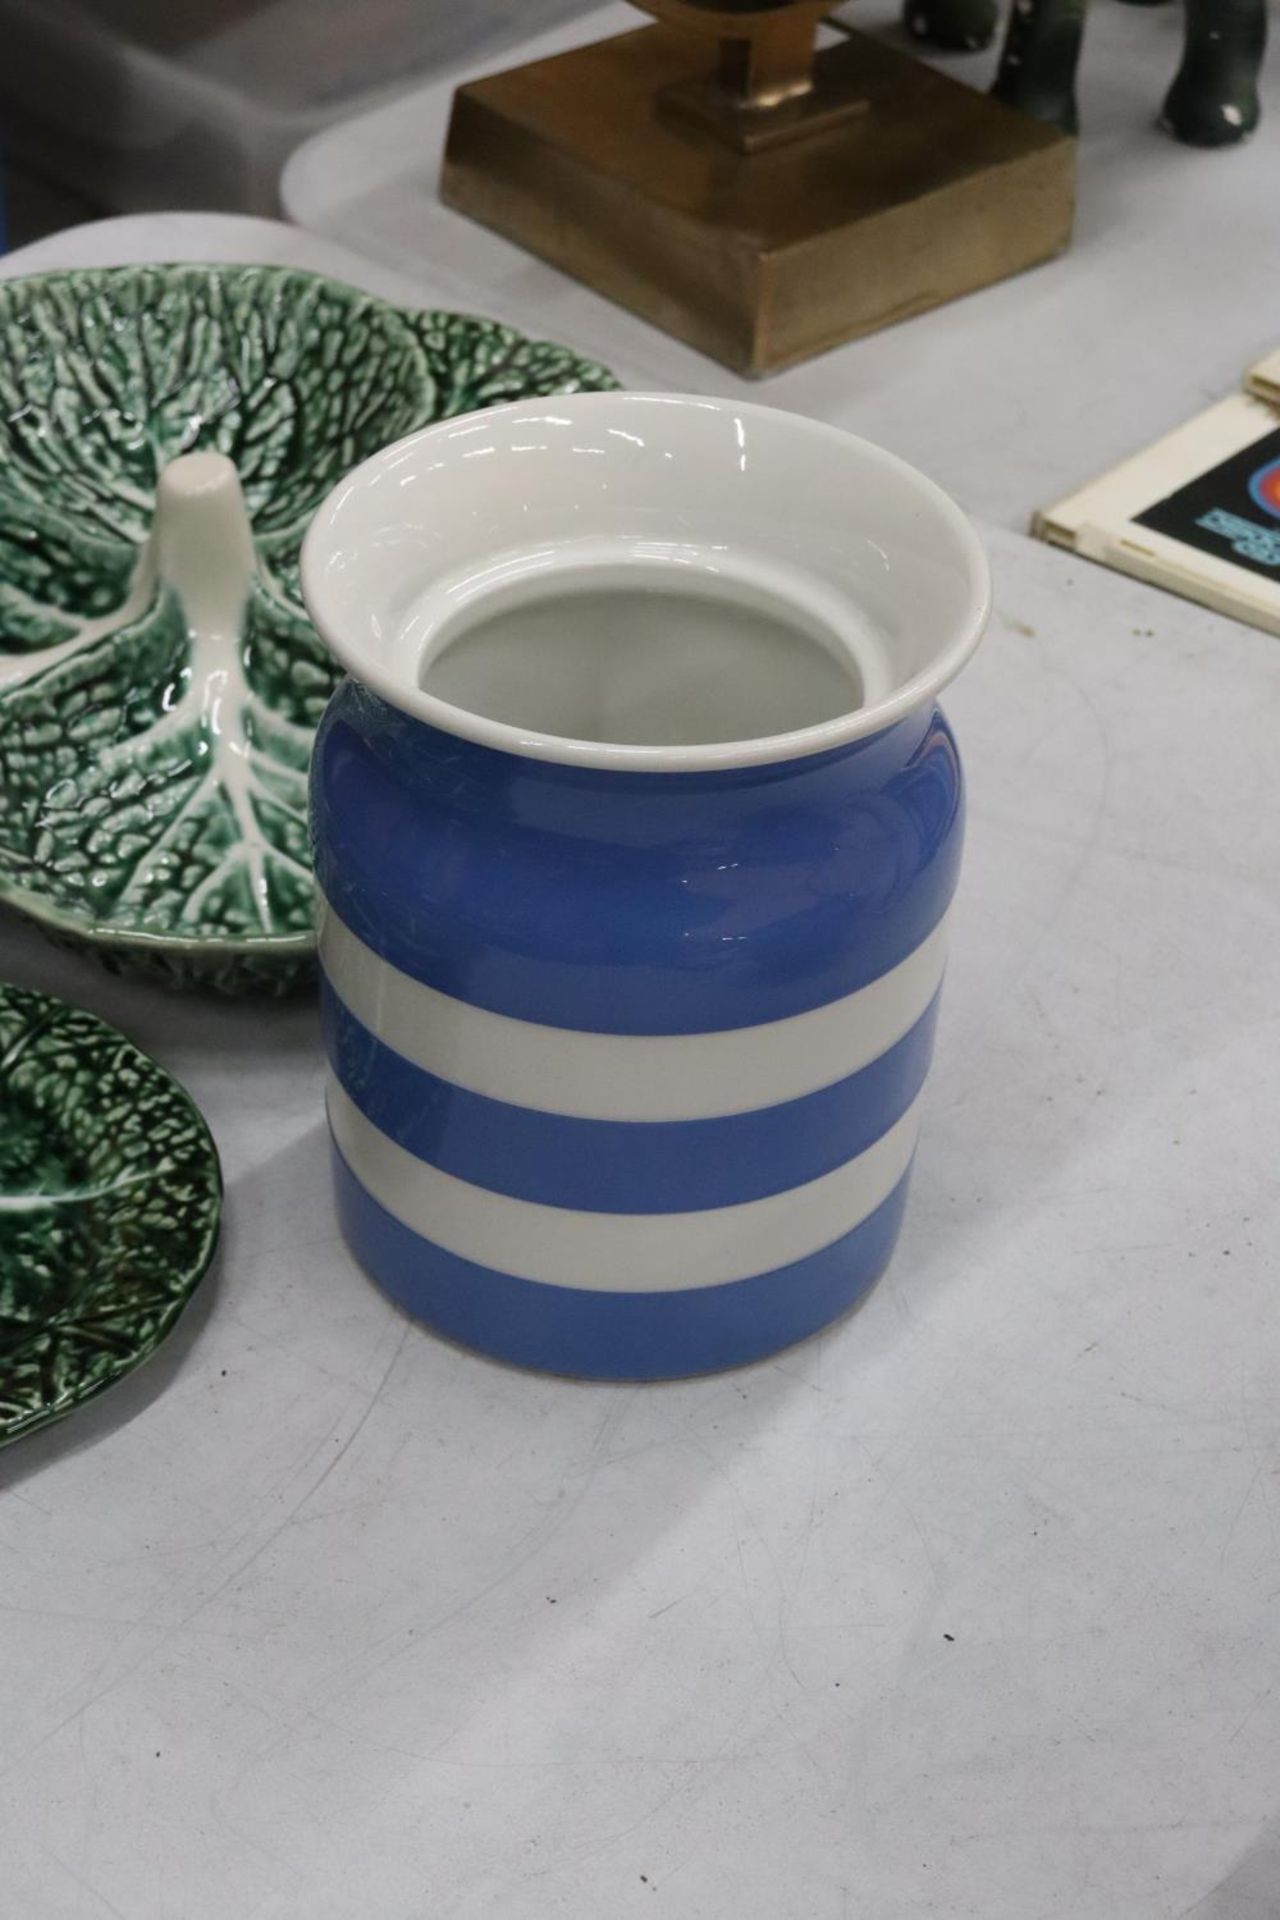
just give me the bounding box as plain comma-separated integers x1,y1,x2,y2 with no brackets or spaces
0,1243,223,1489
0,910,319,1062
1182,1829,1280,1919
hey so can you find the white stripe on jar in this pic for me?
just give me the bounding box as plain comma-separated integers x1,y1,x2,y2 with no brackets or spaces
319,902,948,1124
327,1080,921,1293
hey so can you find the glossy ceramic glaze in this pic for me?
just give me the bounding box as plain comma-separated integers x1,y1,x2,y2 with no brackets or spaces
0,263,616,993
0,984,222,1444
304,394,990,1378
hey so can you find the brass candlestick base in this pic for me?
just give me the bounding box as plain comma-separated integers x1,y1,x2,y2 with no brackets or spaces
441,21,1075,376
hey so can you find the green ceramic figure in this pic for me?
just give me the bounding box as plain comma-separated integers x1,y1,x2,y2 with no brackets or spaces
990,0,1089,132
904,0,1267,146
904,0,997,52
1159,0,1267,145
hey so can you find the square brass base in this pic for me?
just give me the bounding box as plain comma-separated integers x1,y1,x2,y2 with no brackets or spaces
441,25,1075,376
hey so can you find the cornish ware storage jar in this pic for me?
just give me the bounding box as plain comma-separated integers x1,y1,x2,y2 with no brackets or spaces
302,394,990,1379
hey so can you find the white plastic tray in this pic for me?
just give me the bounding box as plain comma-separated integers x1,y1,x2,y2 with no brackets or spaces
0,0,600,214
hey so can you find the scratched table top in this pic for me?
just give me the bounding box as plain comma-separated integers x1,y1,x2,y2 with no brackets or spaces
2,28,1279,1907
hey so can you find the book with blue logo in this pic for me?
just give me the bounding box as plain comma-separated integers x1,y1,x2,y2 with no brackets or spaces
1035,358,1280,637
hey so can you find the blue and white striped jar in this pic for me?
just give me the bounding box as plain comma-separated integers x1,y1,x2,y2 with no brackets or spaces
303,394,990,1379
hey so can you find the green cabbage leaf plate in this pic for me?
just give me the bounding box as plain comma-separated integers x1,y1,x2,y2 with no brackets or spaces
0,983,221,1445
0,264,616,993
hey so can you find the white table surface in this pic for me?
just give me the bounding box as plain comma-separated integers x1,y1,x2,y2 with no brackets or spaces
2,49,1280,1920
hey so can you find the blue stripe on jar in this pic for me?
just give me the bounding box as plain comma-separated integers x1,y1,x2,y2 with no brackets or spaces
331,1138,912,1379
322,976,940,1214
311,685,963,1036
